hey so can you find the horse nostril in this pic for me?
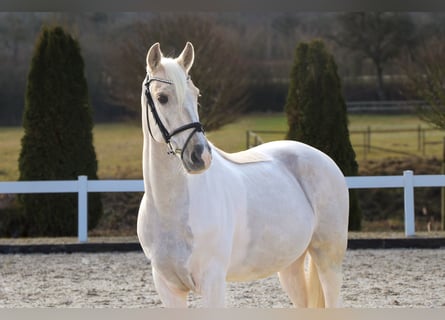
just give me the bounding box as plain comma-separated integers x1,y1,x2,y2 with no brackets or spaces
191,144,204,163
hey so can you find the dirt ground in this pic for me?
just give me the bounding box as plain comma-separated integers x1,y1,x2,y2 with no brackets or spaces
1,249,444,308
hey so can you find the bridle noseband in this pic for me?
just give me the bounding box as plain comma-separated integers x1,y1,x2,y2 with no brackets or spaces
144,73,205,157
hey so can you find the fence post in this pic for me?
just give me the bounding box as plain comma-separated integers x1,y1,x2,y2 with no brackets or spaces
417,125,421,151
78,175,88,243
246,130,251,149
367,126,371,153
442,137,445,231
363,131,367,160
403,170,415,237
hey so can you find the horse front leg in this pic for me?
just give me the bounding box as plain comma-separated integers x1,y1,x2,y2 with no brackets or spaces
152,267,189,308
198,262,227,307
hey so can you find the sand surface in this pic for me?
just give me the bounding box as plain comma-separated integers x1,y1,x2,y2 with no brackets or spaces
1,249,444,308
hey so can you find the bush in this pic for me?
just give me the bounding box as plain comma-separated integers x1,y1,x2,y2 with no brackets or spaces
0,196,26,237
18,25,102,237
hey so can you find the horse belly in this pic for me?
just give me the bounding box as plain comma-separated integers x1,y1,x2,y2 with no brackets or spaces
226,172,315,282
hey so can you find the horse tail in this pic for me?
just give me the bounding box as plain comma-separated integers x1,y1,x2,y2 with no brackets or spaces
306,254,325,308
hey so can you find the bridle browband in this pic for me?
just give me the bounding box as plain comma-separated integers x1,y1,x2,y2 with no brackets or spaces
144,73,205,157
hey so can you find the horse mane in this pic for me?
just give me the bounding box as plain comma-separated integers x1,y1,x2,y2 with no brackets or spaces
211,143,272,164
161,57,187,107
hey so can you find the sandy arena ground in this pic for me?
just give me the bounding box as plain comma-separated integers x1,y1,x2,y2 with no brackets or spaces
0,249,444,308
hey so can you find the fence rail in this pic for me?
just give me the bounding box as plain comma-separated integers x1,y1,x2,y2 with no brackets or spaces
246,127,444,159
1,171,444,242
346,100,427,114
350,126,442,159
0,170,445,243
0,177,143,243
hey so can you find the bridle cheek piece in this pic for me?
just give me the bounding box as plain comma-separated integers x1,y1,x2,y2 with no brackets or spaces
144,74,205,158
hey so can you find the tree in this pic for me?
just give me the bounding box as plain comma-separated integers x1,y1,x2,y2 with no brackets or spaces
332,12,417,100
285,40,362,230
401,13,445,129
402,36,445,129
107,13,250,131
18,25,102,236
0,13,41,125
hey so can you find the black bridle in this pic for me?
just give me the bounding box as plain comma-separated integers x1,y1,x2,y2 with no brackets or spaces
144,73,204,157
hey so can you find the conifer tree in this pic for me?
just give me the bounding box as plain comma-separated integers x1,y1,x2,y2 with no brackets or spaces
285,40,362,230
18,25,102,236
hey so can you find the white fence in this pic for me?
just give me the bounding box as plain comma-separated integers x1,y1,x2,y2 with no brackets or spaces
0,170,444,242
0,177,144,243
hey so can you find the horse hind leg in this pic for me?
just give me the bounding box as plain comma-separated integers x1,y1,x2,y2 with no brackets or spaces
277,253,309,307
307,244,346,308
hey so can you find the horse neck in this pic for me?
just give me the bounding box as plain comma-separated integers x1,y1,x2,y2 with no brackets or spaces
142,131,189,212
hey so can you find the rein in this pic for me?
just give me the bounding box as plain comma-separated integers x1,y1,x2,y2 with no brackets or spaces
144,74,204,157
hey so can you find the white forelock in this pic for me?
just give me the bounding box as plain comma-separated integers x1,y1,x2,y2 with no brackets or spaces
161,57,187,107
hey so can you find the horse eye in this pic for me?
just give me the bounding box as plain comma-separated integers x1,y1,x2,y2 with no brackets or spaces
157,94,168,105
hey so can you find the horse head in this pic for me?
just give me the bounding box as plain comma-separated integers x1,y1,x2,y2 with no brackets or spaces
143,42,212,174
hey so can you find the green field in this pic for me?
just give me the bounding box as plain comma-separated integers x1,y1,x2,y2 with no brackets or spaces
208,113,445,162
1,113,444,181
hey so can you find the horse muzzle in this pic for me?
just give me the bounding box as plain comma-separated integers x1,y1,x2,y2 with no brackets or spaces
182,141,212,174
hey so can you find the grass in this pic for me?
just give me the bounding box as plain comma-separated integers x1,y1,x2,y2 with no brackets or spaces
0,124,144,181
93,123,142,179
206,113,289,152
1,113,444,181
210,113,445,162
0,126,23,181
348,114,445,161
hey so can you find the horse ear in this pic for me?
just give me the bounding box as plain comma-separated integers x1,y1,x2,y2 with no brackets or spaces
146,42,163,72
177,42,194,73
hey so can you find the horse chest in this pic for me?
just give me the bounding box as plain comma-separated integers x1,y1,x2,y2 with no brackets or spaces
139,194,196,290
148,223,195,290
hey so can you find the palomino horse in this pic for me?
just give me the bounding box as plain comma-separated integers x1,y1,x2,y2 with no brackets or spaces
137,42,349,308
